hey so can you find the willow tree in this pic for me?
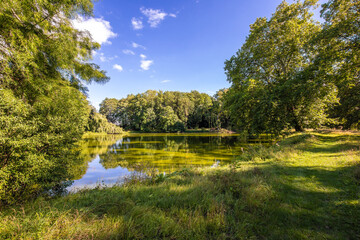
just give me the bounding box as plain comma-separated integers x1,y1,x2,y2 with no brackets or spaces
0,0,109,204
224,0,337,134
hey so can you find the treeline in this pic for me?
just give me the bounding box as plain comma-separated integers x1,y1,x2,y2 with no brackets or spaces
224,0,359,134
99,90,231,132
0,0,118,205
99,1,359,135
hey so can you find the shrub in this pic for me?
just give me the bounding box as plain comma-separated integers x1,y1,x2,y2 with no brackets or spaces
0,87,90,205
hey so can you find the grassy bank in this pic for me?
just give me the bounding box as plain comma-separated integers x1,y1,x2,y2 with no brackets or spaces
1,131,359,239
82,132,124,138
127,128,234,134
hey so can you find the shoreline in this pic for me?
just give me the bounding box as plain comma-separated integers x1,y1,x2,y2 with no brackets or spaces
1,131,359,239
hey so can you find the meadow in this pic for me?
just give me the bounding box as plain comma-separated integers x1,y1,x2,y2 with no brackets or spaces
1,131,359,239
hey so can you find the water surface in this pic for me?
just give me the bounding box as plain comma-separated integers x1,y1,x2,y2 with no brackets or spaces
68,133,271,191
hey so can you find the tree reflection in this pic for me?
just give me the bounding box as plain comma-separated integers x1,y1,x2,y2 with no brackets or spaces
70,134,273,180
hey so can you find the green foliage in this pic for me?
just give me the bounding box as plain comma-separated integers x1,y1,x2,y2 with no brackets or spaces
224,0,339,134
1,132,359,239
158,106,181,132
0,87,90,204
99,90,231,133
99,98,120,124
313,0,360,129
0,0,109,99
87,107,123,134
0,0,109,204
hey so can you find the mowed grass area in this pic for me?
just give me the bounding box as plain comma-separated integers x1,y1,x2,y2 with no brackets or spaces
1,131,359,239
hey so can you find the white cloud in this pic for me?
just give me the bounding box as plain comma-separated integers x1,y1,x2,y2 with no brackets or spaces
99,53,117,62
99,53,107,62
113,64,123,72
132,42,146,49
131,17,143,30
123,49,135,55
140,7,176,28
139,54,153,70
169,13,177,18
72,17,117,45
141,60,153,70
161,80,171,83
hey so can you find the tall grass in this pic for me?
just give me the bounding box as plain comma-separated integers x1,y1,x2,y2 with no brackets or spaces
1,131,359,239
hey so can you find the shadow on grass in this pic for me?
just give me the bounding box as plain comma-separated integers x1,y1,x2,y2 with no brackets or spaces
46,162,360,240
315,134,360,143
301,142,359,154
283,133,360,154
2,132,360,239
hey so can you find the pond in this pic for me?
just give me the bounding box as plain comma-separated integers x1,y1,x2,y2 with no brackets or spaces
68,133,272,191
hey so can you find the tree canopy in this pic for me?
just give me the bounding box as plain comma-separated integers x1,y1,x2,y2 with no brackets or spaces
99,90,231,133
315,0,360,129
0,0,110,204
224,0,342,134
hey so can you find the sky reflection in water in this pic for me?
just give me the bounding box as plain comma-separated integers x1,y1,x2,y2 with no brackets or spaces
69,133,270,191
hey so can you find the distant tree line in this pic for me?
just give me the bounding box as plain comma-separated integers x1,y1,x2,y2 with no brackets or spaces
224,0,359,134
99,90,231,132
99,1,359,135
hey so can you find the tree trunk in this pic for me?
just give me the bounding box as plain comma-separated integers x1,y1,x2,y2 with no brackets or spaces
294,121,304,132
289,106,304,132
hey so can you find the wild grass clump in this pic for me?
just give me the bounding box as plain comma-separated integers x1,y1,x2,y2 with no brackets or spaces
235,133,320,164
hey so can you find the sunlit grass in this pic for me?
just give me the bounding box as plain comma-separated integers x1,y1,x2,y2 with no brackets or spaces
1,131,359,239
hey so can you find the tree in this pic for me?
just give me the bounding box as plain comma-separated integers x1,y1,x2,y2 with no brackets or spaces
313,0,360,129
116,98,131,129
213,89,231,129
141,107,157,132
87,107,122,134
224,0,337,134
0,0,109,204
176,94,194,126
0,0,109,99
99,98,120,124
187,91,213,129
158,106,183,132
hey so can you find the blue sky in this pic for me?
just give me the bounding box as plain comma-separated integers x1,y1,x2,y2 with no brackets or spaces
74,0,326,109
